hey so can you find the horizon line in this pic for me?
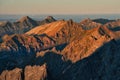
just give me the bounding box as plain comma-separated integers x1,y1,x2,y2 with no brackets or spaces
0,13,120,16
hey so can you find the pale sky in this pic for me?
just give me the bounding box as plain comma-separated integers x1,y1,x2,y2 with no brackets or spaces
0,0,120,14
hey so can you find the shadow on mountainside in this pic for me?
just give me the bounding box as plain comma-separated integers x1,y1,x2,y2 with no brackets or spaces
0,39,120,80
93,19,115,24
0,42,68,74
59,39,120,80
110,26,120,32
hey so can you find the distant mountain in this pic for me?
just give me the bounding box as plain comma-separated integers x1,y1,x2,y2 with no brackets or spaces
79,18,120,31
79,18,102,30
0,16,56,36
93,18,115,24
0,17,120,80
105,19,120,31
38,16,56,24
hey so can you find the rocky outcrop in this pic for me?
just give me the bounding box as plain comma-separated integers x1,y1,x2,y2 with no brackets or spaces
0,68,22,80
0,64,47,80
79,18,102,30
25,64,47,80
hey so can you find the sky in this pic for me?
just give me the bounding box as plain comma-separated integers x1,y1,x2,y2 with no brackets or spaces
0,0,120,15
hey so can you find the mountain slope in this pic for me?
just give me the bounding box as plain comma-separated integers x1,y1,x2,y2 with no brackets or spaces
59,39,120,80
62,26,115,62
0,34,55,54
26,19,84,43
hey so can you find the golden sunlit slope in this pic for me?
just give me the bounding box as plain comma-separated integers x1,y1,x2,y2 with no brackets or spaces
26,20,67,36
62,26,116,62
26,20,84,43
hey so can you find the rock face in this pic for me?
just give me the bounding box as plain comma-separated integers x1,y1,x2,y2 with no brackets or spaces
25,64,47,80
0,64,47,80
0,68,22,80
0,16,56,36
0,17,120,80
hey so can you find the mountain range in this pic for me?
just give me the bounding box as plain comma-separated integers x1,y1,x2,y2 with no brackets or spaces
0,16,120,80
0,16,56,36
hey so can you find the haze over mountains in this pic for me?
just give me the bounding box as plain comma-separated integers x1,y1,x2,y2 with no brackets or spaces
0,16,120,80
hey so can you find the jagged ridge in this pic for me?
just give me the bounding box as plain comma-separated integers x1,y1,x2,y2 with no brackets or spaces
0,16,56,36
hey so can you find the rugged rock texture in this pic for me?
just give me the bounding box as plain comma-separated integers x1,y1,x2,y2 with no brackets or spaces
62,26,114,62
0,64,47,80
79,18,102,30
0,68,22,80
26,19,84,43
0,34,55,54
25,64,47,80
0,34,55,74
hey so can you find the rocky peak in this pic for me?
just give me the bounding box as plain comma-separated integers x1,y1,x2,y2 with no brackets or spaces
44,16,56,23
80,18,102,30
17,16,33,23
80,18,92,24
67,19,74,25
45,16,55,20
